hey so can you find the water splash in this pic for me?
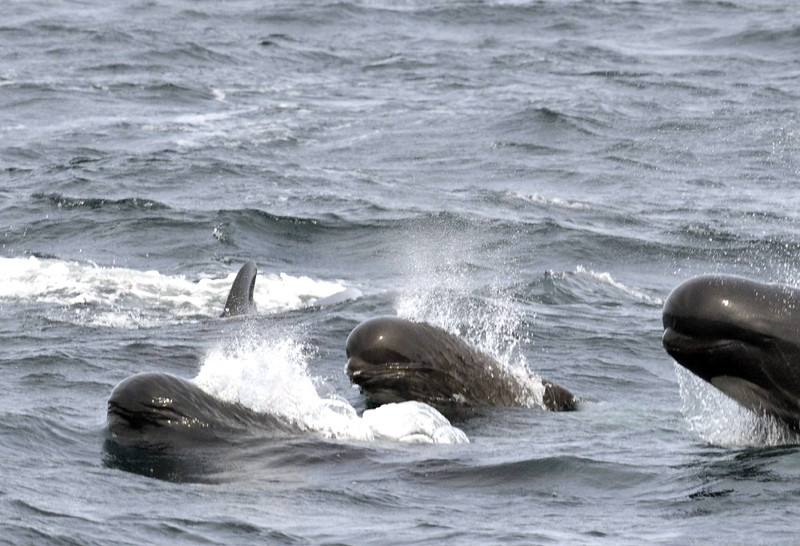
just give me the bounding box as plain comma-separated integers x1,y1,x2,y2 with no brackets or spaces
194,333,468,444
674,363,800,446
195,335,374,441
392,219,550,409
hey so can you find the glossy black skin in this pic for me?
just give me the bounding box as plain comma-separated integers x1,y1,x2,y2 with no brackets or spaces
107,372,290,449
662,275,800,427
346,317,577,416
220,261,257,317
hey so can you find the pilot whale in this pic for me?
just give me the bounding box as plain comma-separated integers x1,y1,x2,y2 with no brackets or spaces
346,316,577,415
662,274,800,428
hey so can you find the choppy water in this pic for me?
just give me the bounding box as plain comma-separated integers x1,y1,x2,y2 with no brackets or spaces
2,0,800,544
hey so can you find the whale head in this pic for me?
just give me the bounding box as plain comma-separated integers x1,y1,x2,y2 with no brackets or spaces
662,275,800,426
107,373,222,440
345,317,477,413
106,372,271,448
346,316,577,414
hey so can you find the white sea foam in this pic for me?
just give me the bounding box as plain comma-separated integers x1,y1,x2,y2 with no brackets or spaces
0,256,347,327
194,335,468,444
674,363,800,447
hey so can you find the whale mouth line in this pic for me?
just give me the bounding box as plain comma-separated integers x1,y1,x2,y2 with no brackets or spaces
348,356,431,374
346,356,473,411
662,327,743,355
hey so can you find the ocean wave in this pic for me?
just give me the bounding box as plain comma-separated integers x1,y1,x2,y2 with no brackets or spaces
216,207,323,227
573,265,663,305
490,141,565,155
498,105,605,138
33,192,169,211
408,454,655,491
542,266,663,306
698,23,800,54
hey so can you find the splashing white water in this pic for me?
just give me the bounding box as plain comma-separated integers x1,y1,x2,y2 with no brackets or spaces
390,214,555,410
674,364,800,446
0,256,348,327
194,335,469,444
395,286,549,410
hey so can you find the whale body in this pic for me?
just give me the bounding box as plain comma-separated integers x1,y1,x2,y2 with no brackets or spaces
346,316,577,416
662,274,800,428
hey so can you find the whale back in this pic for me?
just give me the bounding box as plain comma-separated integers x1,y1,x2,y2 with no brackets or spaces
346,317,576,415
221,261,257,317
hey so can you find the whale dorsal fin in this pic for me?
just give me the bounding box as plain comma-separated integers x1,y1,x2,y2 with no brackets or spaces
221,261,257,317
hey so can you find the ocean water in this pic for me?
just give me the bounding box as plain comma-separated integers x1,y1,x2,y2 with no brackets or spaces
2,0,800,543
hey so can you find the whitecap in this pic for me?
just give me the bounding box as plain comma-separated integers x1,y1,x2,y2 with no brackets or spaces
575,265,663,305
508,190,594,211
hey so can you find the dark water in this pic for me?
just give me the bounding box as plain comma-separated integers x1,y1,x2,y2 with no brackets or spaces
3,0,800,544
